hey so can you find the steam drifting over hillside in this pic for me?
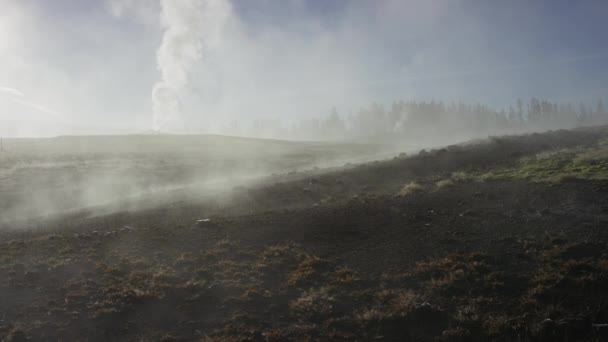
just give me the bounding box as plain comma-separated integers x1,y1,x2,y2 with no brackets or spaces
152,0,231,132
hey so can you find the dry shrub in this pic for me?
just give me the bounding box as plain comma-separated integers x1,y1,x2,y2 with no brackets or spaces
451,171,472,182
287,255,329,286
391,291,419,315
354,307,386,322
289,287,335,318
331,266,357,284
355,290,421,322
414,255,494,294
261,244,300,265
397,182,424,197
574,145,608,161
483,315,511,336
435,179,454,189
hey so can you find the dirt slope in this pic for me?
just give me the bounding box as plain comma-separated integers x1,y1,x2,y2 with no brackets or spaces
2,127,608,341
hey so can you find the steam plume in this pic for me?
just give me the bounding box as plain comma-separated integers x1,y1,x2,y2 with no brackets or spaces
0,86,24,97
152,0,231,132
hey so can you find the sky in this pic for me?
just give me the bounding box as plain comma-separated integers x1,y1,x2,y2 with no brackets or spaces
1,0,607,135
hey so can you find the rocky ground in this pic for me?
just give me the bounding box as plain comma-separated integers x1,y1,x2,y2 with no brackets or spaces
2,127,608,341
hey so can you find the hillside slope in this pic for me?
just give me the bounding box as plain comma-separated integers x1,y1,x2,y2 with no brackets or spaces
0,134,381,224
2,127,608,341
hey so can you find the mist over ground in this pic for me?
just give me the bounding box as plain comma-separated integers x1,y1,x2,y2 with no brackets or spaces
3,1,608,341
1,0,606,222
0,134,386,225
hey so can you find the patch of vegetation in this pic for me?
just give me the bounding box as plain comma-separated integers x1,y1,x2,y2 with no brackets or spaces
415,255,500,293
397,181,424,196
487,150,608,182
435,145,608,185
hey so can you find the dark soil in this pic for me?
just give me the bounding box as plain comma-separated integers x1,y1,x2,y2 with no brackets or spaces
2,127,608,341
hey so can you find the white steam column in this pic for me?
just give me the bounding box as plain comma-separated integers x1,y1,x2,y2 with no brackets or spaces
152,0,231,132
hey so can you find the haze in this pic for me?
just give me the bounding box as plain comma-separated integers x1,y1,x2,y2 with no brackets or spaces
5,2,608,340
2,0,607,137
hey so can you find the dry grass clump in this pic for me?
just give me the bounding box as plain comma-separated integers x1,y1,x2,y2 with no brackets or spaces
388,291,420,315
574,145,608,161
354,307,386,322
287,255,330,286
397,181,424,197
289,286,335,319
354,290,421,322
260,244,301,265
483,315,512,336
435,178,454,189
413,254,499,294
450,171,475,182
534,147,580,160
330,266,357,285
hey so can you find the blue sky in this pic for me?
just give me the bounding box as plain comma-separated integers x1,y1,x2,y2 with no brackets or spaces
1,0,607,134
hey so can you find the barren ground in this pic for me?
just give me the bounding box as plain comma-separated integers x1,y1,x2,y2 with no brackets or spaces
2,128,608,341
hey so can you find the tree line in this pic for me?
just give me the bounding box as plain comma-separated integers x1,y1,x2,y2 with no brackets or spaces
224,98,608,142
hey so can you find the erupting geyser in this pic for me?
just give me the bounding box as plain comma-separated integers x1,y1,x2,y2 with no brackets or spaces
152,0,231,132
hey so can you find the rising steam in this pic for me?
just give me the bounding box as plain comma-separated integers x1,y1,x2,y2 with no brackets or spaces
152,0,231,132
